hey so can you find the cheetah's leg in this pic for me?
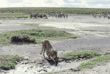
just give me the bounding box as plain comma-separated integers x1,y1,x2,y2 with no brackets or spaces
47,54,51,60
40,42,45,58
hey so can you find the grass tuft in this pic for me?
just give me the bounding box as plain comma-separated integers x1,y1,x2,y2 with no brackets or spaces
104,33,109,34
78,55,110,69
61,50,100,60
0,29,80,46
0,55,21,70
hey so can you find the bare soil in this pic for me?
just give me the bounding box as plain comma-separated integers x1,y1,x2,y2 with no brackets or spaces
0,15,110,74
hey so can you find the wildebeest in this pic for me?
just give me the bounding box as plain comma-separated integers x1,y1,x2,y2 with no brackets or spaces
30,12,48,19
37,13,48,19
30,12,37,18
42,14,48,19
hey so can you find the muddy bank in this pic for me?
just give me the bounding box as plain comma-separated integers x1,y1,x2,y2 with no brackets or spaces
0,53,96,74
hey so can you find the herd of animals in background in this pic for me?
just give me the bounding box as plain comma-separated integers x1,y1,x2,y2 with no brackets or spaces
30,11,110,19
92,12,110,19
30,12,68,19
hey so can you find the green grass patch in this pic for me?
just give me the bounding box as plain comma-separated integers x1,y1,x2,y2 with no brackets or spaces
0,7,110,16
0,55,21,70
61,50,100,60
83,30,97,32
0,29,80,46
78,55,110,69
104,33,109,34
1,7,110,15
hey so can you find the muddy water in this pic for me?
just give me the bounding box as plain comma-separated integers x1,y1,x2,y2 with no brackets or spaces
4,58,90,74
0,50,91,74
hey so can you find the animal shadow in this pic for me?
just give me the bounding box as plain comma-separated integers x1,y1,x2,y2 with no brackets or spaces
45,58,57,66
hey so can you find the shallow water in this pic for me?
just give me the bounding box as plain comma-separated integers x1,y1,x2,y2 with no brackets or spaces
5,59,87,74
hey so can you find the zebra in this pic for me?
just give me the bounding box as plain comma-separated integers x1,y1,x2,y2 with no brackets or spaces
58,12,65,18
108,13,110,19
64,14,68,18
47,12,50,16
98,13,101,18
92,12,97,18
47,12,57,18
54,13,57,18
108,15,110,19
102,12,107,18
61,12,68,18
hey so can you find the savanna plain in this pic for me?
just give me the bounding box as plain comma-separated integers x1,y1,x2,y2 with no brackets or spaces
0,7,110,74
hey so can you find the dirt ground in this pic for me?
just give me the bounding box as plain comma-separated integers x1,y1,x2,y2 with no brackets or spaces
0,15,110,74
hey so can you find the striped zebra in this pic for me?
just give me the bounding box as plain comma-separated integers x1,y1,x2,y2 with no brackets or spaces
98,13,101,18
62,12,68,18
108,12,110,19
47,12,57,18
64,14,68,18
92,12,97,18
54,13,57,18
58,12,65,18
108,15,110,19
